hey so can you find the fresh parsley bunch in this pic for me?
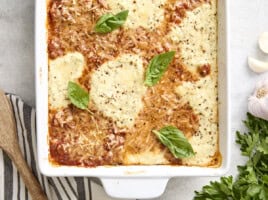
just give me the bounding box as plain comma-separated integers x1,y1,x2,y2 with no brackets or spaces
194,113,268,200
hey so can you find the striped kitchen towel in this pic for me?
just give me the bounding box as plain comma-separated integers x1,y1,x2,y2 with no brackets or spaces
0,94,113,200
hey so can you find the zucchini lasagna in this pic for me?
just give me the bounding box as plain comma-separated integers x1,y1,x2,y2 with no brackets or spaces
47,0,220,167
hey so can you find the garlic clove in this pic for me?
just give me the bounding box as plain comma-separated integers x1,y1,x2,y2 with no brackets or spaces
248,56,268,73
259,32,268,54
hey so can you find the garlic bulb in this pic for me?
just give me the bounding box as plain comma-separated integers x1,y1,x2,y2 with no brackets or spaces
248,79,268,121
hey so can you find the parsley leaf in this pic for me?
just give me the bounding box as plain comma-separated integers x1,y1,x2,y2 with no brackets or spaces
194,113,268,200
194,177,234,200
236,130,259,157
144,51,175,87
153,126,195,159
67,81,89,110
94,10,129,33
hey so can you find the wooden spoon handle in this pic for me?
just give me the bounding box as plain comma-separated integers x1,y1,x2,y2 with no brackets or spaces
7,146,48,200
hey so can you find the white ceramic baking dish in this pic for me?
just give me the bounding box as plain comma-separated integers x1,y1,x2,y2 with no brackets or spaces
35,0,230,199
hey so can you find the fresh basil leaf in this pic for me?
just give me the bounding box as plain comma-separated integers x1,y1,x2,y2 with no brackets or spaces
94,13,114,33
94,10,129,33
153,126,195,159
67,81,89,110
145,51,175,87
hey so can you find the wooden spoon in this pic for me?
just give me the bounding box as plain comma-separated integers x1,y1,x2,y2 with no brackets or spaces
0,90,47,200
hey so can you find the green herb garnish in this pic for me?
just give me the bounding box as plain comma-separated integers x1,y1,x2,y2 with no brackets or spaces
144,51,175,87
194,113,268,200
94,10,129,34
153,126,195,159
67,81,89,110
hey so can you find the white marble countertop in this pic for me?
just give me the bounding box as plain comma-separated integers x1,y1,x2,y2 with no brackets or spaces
1,0,268,199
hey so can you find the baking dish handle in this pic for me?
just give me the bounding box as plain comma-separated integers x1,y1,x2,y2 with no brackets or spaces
101,178,169,199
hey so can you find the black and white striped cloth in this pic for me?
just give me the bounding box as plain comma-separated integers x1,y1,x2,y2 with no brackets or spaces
0,94,113,200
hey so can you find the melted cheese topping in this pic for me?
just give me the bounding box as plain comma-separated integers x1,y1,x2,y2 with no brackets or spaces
167,1,217,73
176,77,218,165
106,0,166,30
48,0,219,167
124,151,168,165
48,52,85,109
90,54,147,128
167,1,218,165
